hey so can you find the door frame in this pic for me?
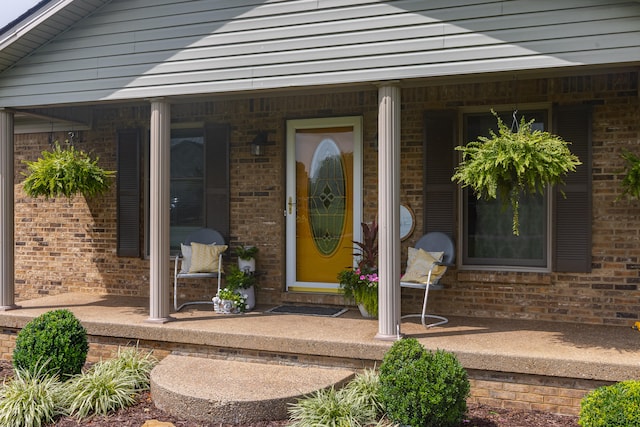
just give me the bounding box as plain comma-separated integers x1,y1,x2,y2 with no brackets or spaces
285,116,363,292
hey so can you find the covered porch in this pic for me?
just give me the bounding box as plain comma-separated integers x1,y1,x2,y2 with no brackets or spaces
0,292,637,417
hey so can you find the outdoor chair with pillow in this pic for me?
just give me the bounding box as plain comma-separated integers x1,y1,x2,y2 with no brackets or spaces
173,228,228,311
400,232,455,328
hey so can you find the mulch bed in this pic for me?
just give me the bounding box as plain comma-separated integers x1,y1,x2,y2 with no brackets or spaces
0,361,579,427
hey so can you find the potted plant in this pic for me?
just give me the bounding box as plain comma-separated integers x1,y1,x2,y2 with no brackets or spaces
618,150,640,200
338,220,378,318
22,142,115,199
222,264,257,310
452,111,581,235
234,246,258,273
213,287,247,314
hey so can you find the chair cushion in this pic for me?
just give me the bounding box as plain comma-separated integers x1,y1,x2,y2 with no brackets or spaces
188,242,228,273
401,247,447,284
180,243,193,273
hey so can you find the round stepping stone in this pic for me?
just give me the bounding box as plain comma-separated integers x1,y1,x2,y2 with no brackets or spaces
151,354,355,424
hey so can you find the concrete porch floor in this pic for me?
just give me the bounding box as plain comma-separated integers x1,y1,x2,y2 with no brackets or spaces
0,292,638,418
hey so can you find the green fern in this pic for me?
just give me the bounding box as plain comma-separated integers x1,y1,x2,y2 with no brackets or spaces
452,111,581,235
619,150,640,200
22,143,115,199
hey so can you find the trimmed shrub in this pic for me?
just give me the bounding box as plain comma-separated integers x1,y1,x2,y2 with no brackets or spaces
379,338,470,427
579,380,640,427
13,309,88,379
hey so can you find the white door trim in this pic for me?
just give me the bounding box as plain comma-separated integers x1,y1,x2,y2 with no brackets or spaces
285,116,363,292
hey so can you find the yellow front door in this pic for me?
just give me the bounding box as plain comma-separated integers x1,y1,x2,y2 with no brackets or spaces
286,117,362,292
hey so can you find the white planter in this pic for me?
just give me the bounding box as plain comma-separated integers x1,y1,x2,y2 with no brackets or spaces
238,257,255,273
241,285,256,311
358,303,376,319
213,286,255,312
212,296,241,314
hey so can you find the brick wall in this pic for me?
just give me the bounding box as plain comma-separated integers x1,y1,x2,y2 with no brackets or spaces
13,69,640,326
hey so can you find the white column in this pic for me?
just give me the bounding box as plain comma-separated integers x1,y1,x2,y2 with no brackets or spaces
0,110,17,311
375,84,401,340
147,99,173,323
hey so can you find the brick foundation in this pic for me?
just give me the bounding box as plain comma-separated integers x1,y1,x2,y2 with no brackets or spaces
0,327,605,416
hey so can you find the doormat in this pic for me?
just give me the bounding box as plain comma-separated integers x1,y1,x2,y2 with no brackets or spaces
266,305,348,317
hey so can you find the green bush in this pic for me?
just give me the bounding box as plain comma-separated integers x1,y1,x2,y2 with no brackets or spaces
379,338,470,427
13,309,88,379
579,380,640,427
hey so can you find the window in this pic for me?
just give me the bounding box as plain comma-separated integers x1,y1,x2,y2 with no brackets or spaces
117,123,230,257
170,128,205,250
423,105,592,273
462,110,549,269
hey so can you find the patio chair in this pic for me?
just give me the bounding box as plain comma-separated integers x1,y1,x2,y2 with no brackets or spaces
400,232,455,328
173,228,227,311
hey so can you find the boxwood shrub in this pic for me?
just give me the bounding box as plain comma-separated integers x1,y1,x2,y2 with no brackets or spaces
379,337,470,427
13,309,88,380
579,380,640,427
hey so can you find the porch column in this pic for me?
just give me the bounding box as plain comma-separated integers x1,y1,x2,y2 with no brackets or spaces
0,110,17,311
375,83,401,341
147,99,173,323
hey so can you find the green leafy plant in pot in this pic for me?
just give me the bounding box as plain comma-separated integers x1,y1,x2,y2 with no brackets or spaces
452,110,581,235
338,220,378,317
234,245,258,272
217,264,257,311
618,150,640,201
22,143,115,199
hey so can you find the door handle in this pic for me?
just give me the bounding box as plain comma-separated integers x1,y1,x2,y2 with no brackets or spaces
288,197,296,214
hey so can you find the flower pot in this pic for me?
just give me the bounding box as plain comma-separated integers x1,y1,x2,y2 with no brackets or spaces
243,285,255,311
238,257,255,273
358,303,376,319
213,297,241,314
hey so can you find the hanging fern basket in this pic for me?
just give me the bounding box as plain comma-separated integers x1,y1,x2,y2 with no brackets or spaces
451,111,581,236
23,143,115,199
618,150,640,201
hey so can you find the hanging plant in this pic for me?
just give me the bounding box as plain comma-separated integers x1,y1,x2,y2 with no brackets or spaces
451,110,581,236
23,143,115,199
618,150,640,200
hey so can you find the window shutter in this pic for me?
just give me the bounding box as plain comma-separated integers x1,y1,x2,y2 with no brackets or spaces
204,123,230,240
423,110,457,238
553,105,592,272
117,129,141,257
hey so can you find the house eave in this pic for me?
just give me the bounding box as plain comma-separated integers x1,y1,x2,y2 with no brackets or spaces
0,0,110,75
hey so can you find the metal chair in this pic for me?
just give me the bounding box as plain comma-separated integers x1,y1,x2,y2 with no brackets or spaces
173,228,226,311
400,232,455,328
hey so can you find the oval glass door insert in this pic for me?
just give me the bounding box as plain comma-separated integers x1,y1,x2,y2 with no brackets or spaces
308,138,346,256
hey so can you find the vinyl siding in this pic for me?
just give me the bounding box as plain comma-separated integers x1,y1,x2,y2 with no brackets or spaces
0,0,638,107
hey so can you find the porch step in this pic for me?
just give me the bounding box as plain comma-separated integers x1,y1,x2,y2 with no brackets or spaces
150,354,356,424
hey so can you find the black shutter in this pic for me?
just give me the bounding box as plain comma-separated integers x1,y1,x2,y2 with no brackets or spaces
423,110,457,238
553,105,592,272
204,123,230,241
117,129,141,257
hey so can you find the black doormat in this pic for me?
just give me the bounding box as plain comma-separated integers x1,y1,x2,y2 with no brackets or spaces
266,305,348,317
